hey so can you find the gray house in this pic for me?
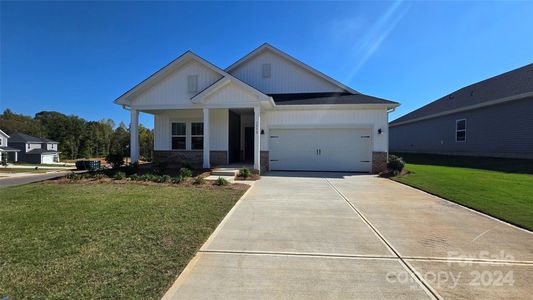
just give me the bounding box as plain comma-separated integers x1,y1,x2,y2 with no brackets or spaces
8,133,60,164
390,64,533,159
0,129,20,163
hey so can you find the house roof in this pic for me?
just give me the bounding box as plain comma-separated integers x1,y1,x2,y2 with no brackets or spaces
0,129,9,138
9,133,58,144
391,63,533,126
26,149,59,155
0,146,20,152
225,43,359,94
269,92,399,107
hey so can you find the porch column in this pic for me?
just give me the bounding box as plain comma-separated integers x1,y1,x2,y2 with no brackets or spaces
130,108,140,164
14,151,18,162
203,108,210,169
254,106,261,171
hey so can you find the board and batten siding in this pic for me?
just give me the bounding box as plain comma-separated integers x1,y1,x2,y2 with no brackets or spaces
229,51,344,94
389,97,533,159
132,60,223,106
204,83,261,106
261,109,389,152
154,109,228,151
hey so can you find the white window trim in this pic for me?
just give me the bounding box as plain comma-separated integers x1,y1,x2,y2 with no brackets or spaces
170,121,205,150
456,119,466,142
171,122,187,150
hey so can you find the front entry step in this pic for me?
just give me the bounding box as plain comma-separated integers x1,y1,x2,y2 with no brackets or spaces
211,169,239,176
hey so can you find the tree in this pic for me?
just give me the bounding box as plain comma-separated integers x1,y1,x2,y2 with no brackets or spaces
0,109,42,135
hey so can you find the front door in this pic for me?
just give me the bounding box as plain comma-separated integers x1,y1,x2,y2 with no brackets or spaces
244,127,254,162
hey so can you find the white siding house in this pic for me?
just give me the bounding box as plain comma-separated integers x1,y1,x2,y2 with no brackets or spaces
115,43,398,173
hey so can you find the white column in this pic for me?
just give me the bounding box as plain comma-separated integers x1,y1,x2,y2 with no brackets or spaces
203,108,210,169
14,151,18,162
254,106,261,171
130,108,140,164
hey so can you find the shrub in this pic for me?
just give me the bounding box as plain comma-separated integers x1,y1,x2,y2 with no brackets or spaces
180,167,193,178
129,174,139,181
193,176,205,185
94,173,108,180
113,172,126,180
387,155,405,175
215,177,229,186
238,167,251,178
171,176,182,184
106,153,125,168
65,173,81,180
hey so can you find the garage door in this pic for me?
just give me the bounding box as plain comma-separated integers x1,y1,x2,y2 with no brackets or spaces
41,154,56,164
269,128,372,172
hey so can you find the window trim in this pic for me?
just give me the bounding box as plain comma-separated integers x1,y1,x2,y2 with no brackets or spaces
190,122,204,150
171,122,187,150
455,119,466,142
170,121,204,150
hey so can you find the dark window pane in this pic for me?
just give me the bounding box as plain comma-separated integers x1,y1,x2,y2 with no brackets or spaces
191,122,203,136
456,131,466,141
172,137,186,150
191,137,203,150
172,123,186,136
457,120,466,131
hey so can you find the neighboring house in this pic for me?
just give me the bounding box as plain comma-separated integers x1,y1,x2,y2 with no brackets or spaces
0,129,20,163
389,64,533,159
8,133,60,164
115,43,399,173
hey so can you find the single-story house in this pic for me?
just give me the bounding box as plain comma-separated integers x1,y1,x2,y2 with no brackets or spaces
0,129,20,163
115,43,399,173
8,133,60,164
389,63,533,159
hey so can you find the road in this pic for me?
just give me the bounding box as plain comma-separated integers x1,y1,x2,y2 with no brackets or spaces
0,171,71,188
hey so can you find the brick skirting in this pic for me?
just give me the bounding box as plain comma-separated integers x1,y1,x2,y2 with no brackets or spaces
153,150,229,169
372,151,388,174
260,151,269,174
210,151,228,166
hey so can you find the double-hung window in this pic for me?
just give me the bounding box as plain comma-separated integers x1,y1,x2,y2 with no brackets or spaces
456,119,466,142
171,123,186,150
191,122,204,150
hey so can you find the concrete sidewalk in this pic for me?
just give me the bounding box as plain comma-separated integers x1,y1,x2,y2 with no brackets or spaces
163,172,533,299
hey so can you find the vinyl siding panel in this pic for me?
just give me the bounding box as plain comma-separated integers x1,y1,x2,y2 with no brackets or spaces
132,61,223,106
154,109,228,151
204,83,260,106
229,51,344,94
262,109,389,152
389,97,533,158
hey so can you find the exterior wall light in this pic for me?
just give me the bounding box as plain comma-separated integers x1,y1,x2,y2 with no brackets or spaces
378,128,383,134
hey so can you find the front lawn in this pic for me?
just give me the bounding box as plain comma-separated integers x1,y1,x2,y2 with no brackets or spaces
392,154,533,231
0,182,245,299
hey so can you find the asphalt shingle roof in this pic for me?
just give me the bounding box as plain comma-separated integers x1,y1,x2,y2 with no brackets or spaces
8,133,58,143
391,63,533,126
26,149,59,155
268,92,399,106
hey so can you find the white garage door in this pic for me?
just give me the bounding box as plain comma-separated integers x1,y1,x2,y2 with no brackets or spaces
41,154,56,164
269,128,372,172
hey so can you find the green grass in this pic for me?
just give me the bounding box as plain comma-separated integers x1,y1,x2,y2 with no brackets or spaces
392,154,533,231
0,168,54,173
0,183,245,299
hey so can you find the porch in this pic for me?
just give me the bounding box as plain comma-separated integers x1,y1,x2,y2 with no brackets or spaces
129,106,264,172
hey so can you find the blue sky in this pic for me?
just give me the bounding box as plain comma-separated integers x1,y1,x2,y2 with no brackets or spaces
1,1,532,128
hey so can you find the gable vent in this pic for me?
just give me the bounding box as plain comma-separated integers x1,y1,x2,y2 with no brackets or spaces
262,63,271,78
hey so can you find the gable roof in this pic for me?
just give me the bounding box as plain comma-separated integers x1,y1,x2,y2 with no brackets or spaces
0,129,9,138
391,63,533,126
225,43,359,94
114,50,270,106
269,92,399,108
9,133,58,143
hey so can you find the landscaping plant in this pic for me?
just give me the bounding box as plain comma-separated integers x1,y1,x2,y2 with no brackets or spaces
387,155,405,175
238,167,251,179
215,177,229,186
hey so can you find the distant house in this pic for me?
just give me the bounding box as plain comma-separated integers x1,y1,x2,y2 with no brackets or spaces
8,133,60,164
390,64,533,159
0,129,20,163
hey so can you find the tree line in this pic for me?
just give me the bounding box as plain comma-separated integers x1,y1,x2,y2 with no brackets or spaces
0,109,153,160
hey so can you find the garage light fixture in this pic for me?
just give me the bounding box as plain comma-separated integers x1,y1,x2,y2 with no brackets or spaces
378,128,383,134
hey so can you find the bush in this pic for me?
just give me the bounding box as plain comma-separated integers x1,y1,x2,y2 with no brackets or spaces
171,176,182,184
180,167,192,178
94,173,108,180
65,173,81,180
113,172,126,180
387,155,405,175
129,174,139,181
106,153,125,168
238,167,251,178
215,177,229,186
193,176,205,185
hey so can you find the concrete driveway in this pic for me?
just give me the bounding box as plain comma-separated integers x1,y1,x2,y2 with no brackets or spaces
163,172,533,299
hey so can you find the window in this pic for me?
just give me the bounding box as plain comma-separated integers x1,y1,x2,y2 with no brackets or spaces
191,122,204,150
262,63,271,78
187,75,198,93
456,119,466,142
171,122,186,150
